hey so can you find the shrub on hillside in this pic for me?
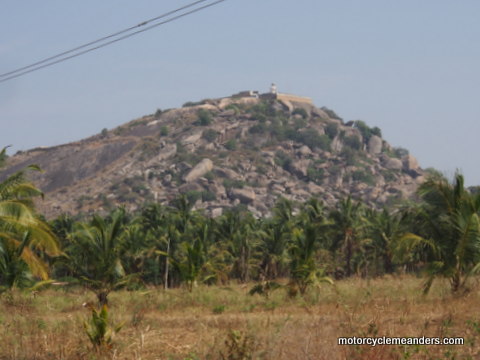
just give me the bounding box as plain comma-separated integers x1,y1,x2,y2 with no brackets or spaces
394,147,409,158
202,129,217,142
196,109,213,126
307,167,325,185
275,150,293,171
292,108,308,119
325,122,339,139
354,120,382,143
293,129,331,151
248,100,277,118
225,139,237,151
249,123,267,134
159,126,169,136
351,169,375,185
343,135,362,151
340,147,358,166
223,179,245,189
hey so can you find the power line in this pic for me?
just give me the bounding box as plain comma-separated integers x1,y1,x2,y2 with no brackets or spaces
0,0,226,83
0,0,211,80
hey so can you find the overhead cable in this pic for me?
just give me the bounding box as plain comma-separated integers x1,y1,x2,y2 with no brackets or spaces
0,0,226,83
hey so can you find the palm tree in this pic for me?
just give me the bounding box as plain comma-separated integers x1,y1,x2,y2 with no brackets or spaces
137,203,172,287
288,225,333,295
0,147,59,290
397,173,480,293
65,209,128,305
216,209,260,283
258,219,289,279
361,208,403,276
173,221,210,291
328,197,365,277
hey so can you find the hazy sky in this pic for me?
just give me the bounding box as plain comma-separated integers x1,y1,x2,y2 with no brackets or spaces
1,1,479,185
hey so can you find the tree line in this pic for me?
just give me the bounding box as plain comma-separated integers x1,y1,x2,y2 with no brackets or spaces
2,147,480,305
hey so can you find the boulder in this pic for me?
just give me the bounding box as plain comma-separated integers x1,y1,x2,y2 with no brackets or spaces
214,167,240,180
229,187,256,204
210,208,223,217
331,136,343,152
184,159,213,183
204,143,216,151
289,159,311,178
163,174,172,185
384,158,403,170
181,132,203,145
402,154,419,171
297,145,312,156
280,99,294,112
218,109,236,117
208,182,227,199
271,183,285,193
415,175,425,184
178,182,203,193
157,143,177,161
306,182,324,194
311,107,330,119
368,135,382,155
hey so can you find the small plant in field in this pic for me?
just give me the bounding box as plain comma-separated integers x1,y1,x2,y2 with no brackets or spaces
83,303,123,352
212,304,225,314
182,354,201,360
219,330,255,360
466,319,480,334
248,281,282,299
130,306,146,328
263,301,278,311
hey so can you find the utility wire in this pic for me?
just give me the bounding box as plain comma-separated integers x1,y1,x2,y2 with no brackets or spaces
0,0,210,79
0,0,226,83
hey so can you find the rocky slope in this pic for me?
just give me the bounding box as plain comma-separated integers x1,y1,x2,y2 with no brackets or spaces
3,93,425,218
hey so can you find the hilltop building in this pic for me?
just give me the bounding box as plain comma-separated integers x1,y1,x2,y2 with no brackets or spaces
231,85,313,106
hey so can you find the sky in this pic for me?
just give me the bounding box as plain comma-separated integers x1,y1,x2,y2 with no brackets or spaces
1,0,480,185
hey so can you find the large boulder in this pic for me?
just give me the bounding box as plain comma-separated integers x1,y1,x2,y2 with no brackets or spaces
402,154,419,171
331,136,344,152
214,167,241,180
178,182,203,193
157,143,177,162
229,187,256,204
289,159,310,178
184,159,213,183
384,158,403,170
297,145,312,156
181,131,203,145
368,135,382,155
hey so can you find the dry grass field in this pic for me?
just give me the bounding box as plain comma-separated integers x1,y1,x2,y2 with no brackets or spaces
1,275,479,360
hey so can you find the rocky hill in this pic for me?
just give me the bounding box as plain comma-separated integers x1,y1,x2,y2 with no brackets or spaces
3,91,425,218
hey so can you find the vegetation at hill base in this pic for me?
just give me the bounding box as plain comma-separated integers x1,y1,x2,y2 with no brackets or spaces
39,172,480,302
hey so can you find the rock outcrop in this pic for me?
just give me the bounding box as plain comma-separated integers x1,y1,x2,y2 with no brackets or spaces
2,92,426,218
184,159,213,183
